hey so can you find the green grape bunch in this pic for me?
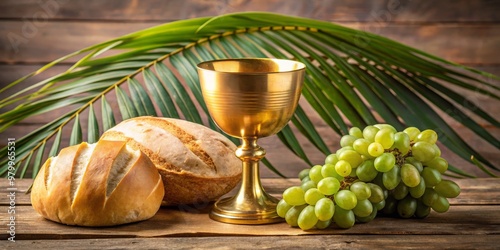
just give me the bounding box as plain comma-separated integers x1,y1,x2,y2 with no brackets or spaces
277,124,461,230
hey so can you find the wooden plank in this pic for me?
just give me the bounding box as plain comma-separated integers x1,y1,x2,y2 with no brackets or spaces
0,21,152,63
0,0,499,22
453,178,500,205
0,204,498,239
1,178,498,247
4,235,500,250
1,21,499,64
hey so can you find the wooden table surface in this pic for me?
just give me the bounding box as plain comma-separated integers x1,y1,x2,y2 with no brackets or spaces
2,178,499,249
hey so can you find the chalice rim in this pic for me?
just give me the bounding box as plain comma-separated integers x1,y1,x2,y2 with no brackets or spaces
196,58,306,75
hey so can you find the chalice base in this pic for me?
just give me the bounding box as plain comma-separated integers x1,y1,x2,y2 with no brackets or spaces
209,192,283,224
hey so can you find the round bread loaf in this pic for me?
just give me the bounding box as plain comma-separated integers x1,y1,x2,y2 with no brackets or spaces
31,140,164,226
100,116,242,206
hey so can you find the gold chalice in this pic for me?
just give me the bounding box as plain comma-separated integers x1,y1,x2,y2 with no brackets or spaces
197,58,305,224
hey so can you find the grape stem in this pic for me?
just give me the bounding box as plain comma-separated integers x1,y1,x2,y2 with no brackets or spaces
340,176,358,190
386,147,413,167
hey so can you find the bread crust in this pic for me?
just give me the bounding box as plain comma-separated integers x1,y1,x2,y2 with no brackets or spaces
31,140,164,226
100,117,242,205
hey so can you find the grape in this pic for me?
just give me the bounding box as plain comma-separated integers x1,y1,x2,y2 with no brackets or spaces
422,188,438,206
356,159,378,182
412,141,437,163
392,132,410,155
403,127,420,141
353,138,371,156
325,153,339,165
353,199,373,217
285,205,306,227
415,201,431,218
298,168,310,181
283,186,306,206
374,128,395,149
315,198,335,221
431,196,450,213
305,188,325,205
339,149,363,168
321,164,344,181
373,200,386,211
381,196,397,215
335,190,358,210
374,124,397,133
350,182,371,200
349,170,358,178
367,183,385,204
363,125,380,142
405,157,423,172
301,175,311,183
309,164,324,183
279,125,458,231
335,160,352,177
315,219,332,229
336,146,353,156
333,205,355,229
415,200,431,218
349,127,363,138
421,167,442,187
382,164,401,190
392,182,409,200
416,129,438,144
409,178,426,198
401,163,421,188
368,142,385,157
372,173,385,190
397,196,417,218
434,180,460,198
374,153,396,172
321,163,336,178
340,135,357,148
298,205,318,230
425,157,448,174
301,180,317,192
317,177,340,195
356,208,377,223
431,144,441,157
277,199,292,218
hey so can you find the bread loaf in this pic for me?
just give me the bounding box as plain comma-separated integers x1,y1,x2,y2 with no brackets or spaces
100,116,242,206
31,140,164,226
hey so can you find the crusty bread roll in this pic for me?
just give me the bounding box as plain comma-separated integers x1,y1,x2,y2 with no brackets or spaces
31,140,164,226
100,116,242,206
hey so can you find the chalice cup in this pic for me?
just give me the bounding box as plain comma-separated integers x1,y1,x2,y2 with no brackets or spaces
197,58,305,224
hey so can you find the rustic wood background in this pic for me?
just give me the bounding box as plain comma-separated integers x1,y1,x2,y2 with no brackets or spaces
0,0,498,178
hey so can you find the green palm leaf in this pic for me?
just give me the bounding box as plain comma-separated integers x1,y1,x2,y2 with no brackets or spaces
101,96,116,131
0,12,498,178
87,104,100,144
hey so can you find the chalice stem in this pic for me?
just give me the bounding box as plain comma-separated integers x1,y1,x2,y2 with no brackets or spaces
235,138,277,206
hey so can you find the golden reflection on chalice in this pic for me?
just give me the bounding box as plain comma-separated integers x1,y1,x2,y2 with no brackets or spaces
197,58,305,224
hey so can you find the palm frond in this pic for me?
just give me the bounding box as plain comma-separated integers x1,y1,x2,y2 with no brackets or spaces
0,12,498,178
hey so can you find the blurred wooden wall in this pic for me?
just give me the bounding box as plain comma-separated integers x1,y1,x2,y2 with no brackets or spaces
0,0,498,177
